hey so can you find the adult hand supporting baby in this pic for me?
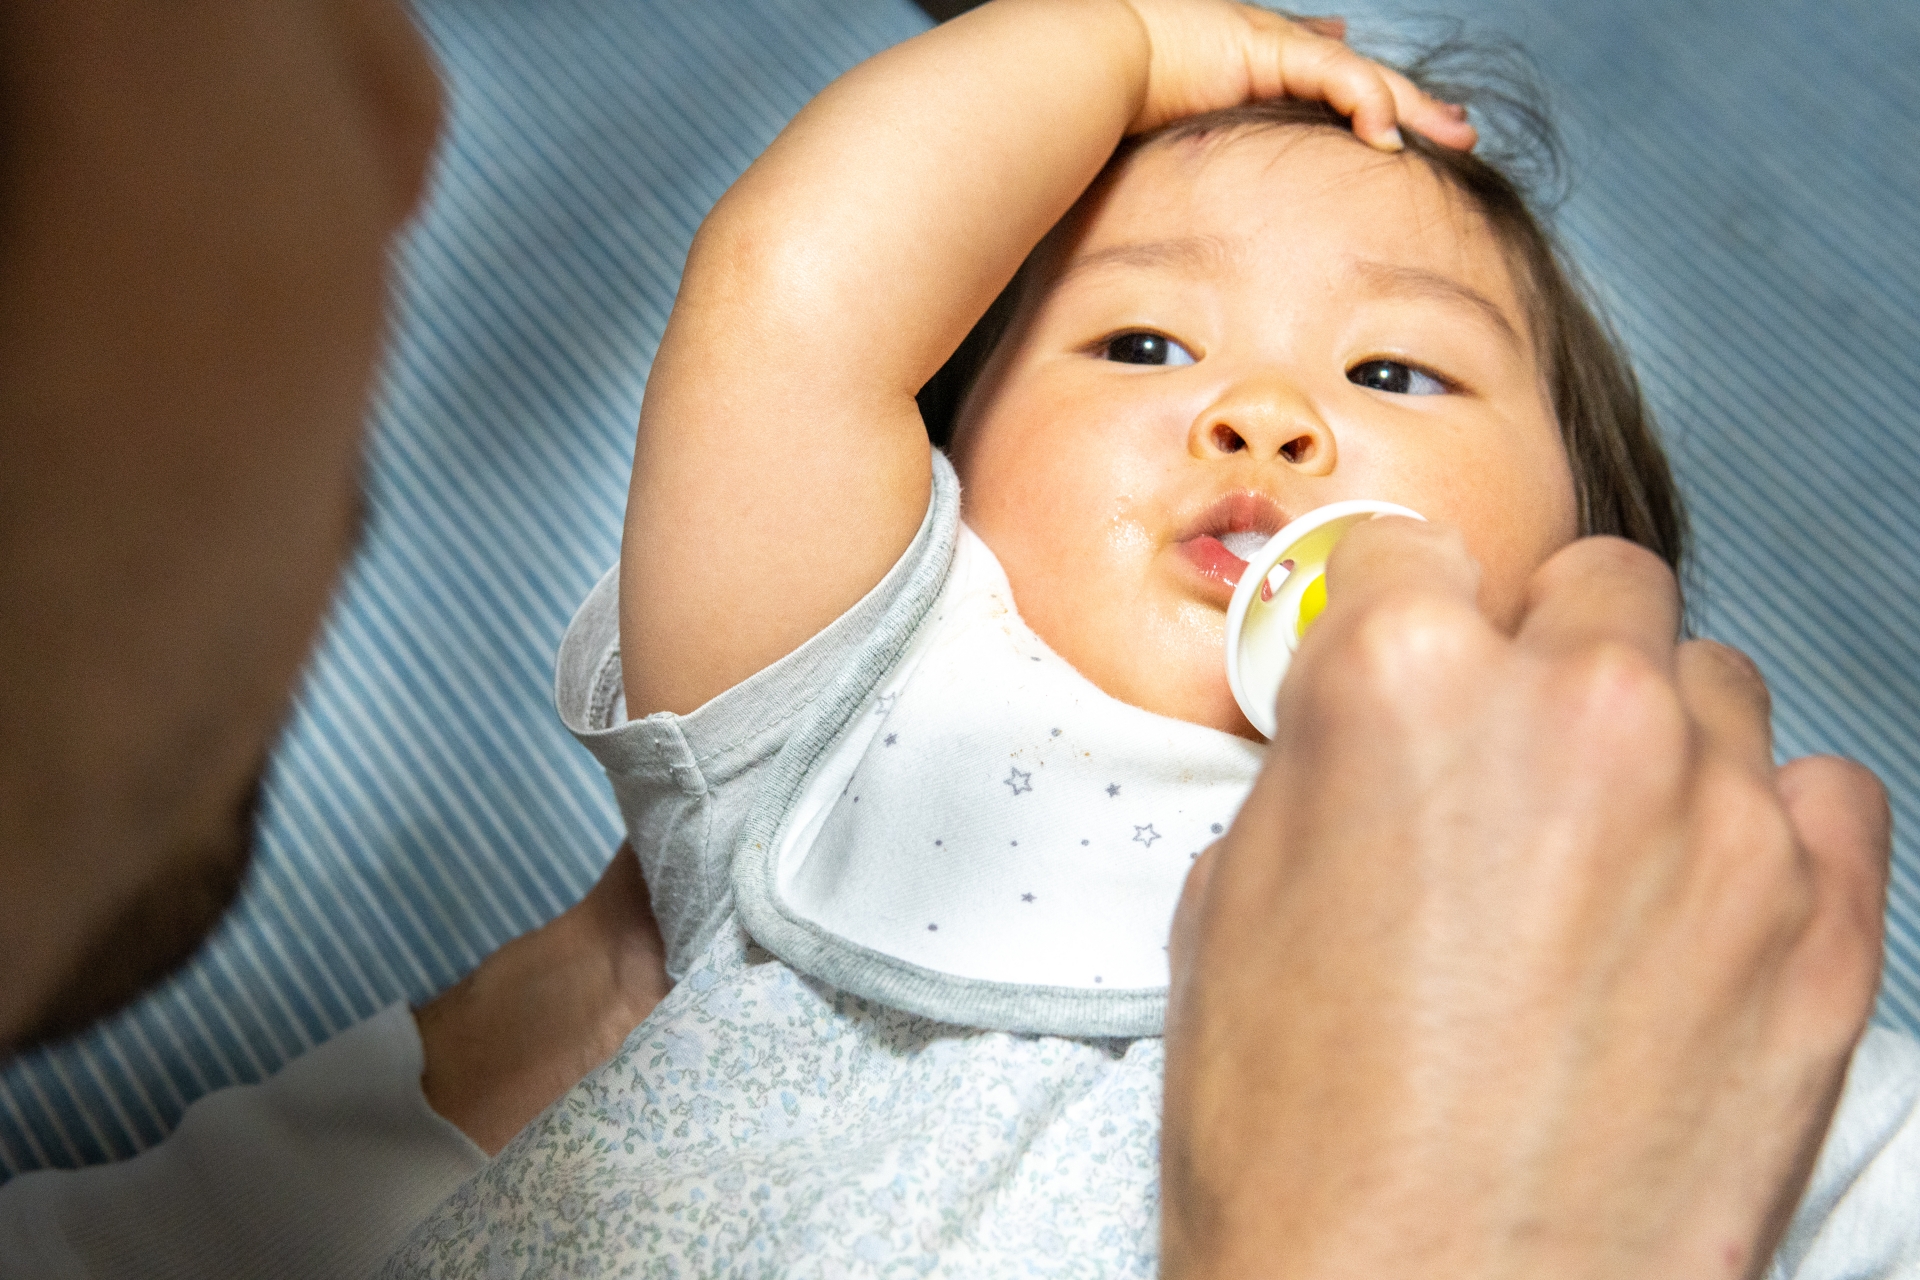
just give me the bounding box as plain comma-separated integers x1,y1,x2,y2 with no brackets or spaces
415,844,670,1155
1161,520,1891,1280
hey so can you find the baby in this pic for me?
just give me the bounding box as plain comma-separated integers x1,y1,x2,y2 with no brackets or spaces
391,1,1691,1273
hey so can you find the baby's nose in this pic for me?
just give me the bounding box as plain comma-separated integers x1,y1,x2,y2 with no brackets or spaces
1190,380,1336,475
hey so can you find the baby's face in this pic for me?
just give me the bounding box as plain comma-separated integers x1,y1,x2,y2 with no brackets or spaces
950,128,1578,738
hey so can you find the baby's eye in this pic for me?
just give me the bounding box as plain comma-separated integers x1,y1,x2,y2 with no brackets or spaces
1102,331,1196,367
1347,359,1449,396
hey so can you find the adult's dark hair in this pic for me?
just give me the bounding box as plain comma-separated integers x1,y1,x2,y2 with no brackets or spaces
917,50,1687,576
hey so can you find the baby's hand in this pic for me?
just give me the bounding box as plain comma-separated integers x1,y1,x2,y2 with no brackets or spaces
1120,0,1476,151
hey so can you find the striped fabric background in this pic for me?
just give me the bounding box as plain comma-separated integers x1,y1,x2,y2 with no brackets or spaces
2,0,1916,1174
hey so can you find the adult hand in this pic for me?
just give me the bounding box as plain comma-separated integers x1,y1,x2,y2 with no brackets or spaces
415,844,669,1155
1162,521,1890,1279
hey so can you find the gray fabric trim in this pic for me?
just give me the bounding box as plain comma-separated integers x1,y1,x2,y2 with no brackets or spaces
731,454,1169,1038
556,451,969,980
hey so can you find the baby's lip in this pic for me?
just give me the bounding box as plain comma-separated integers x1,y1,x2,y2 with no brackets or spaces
1175,491,1289,550
1174,492,1290,596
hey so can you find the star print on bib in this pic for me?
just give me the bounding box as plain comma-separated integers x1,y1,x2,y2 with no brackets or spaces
769,527,1264,996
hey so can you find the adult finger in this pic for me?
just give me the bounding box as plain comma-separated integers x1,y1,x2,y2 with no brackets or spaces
1320,514,1482,613
1675,639,1774,776
1779,757,1890,901
1167,839,1222,996
1777,754,1891,1032
1516,535,1682,673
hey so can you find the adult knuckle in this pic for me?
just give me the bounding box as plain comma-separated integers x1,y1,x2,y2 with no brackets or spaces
1697,763,1813,924
1537,535,1675,602
1778,918,1882,1057
1693,637,1764,686
1830,756,1892,818
1686,638,1771,711
1580,534,1672,580
1552,639,1675,734
1345,592,1478,681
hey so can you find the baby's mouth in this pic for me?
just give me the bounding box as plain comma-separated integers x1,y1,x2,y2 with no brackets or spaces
1175,493,1288,596
1179,535,1256,594
1217,530,1271,561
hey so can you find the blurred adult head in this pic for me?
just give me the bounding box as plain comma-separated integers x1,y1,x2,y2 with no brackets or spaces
0,0,443,1055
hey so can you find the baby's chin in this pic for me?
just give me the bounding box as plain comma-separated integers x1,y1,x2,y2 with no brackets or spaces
1105,628,1258,740
987,542,1259,739
1076,648,1260,741
1146,683,1261,742
1188,686,1263,742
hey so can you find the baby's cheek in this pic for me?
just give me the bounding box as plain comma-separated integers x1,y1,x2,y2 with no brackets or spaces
1476,562,1535,634
1456,452,1579,632
1474,512,1579,633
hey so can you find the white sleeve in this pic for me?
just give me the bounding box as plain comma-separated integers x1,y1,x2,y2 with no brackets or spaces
1772,1025,1920,1278
0,1003,488,1280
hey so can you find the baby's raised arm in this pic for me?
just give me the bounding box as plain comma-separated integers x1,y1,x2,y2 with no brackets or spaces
619,0,1472,717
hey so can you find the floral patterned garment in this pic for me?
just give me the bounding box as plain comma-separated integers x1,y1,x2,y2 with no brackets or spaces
385,922,1164,1278
390,452,1920,1278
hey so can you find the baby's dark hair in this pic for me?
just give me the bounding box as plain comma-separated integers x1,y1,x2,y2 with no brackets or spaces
917,45,1686,575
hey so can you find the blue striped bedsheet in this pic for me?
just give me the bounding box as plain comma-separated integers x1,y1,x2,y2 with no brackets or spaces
3,0,1916,1175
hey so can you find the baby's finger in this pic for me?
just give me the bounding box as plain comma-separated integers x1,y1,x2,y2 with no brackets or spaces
1288,14,1348,42
1277,34,1407,150
1274,32,1474,153
1377,64,1478,151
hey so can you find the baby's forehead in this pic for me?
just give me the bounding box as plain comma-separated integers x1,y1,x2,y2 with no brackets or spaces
1039,126,1514,302
1102,126,1478,241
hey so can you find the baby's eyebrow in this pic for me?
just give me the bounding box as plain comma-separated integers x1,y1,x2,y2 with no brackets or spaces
1354,261,1522,350
1058,235,1237,284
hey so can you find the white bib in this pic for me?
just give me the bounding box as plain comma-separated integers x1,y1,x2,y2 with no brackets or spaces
737,525,1262,1033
